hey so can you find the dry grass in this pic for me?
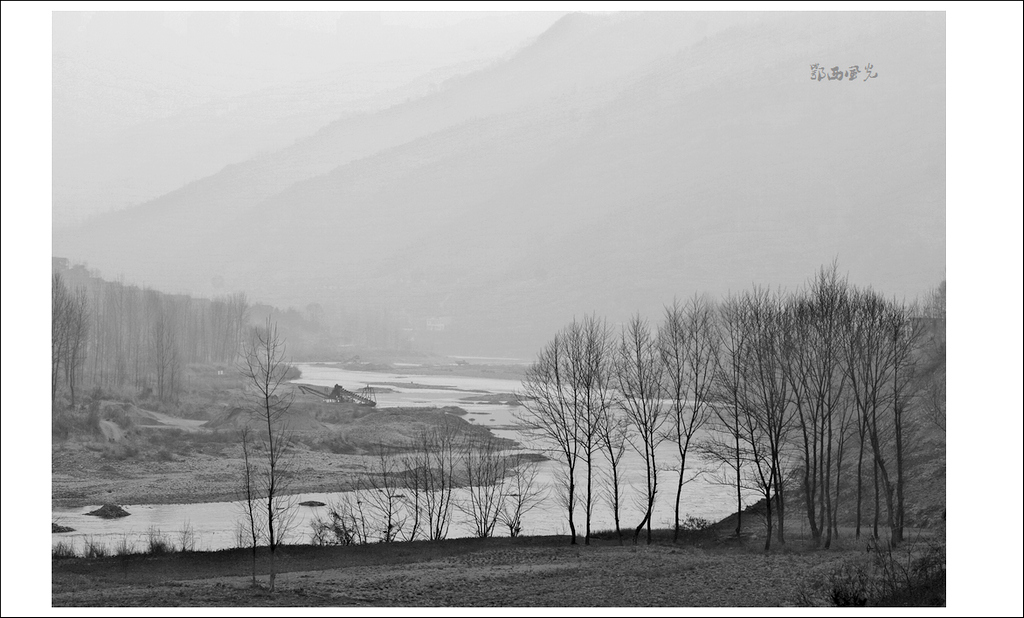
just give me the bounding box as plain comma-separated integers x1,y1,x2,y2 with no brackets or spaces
51,532,888,607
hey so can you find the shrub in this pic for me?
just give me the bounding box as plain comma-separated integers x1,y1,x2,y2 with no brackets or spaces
309,502,360,546
86,403,102,434
680,514,713,532
101,442,139,461
826,563,871,606
146,527,173,554
178,521,196,553
52,540,77,559
83,536,108,558
52,413,74,440
795,539,945,607
101,403,135,430
114,534,136,556
235,522,251,549
868,538,946,606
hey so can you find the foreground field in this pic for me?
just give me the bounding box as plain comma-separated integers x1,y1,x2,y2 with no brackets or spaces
52,532,892,607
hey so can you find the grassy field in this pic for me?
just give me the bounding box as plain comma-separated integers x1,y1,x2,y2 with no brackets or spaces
52,526,946,607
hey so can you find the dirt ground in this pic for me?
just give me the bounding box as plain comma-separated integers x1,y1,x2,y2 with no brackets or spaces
51,402,494,509
52,442,373,509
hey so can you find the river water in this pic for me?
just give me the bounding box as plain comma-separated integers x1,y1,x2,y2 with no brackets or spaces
52,362,749,553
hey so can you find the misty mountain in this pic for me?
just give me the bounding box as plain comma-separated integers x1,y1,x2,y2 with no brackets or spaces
55,12,945,357
52,11,563,224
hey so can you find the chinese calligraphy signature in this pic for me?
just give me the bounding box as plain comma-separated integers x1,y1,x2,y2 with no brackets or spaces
810,63,878,81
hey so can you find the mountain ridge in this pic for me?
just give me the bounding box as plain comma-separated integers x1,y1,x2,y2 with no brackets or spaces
55,12,945,356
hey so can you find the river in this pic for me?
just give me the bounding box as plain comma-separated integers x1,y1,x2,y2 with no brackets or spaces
52,362,749,553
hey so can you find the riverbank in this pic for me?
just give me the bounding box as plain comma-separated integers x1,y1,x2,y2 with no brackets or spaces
52,397,512,510
52,441,373,510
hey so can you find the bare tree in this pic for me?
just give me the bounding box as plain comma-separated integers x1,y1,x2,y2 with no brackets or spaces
517,333,581,544
52,272,72,407
709,289,794,551
459,437,509,538
704,293,755,537
149,292,182,402
659,296,719,542
617,314,667,545
888,300,922,545
418,415,462,541
517,317,611,544
845,288,900,546
51,272,90,409
743,289,794,549
400,449,426,542
238,425,263,587
596,403,630,543
498,451,546,538
229,291,251,359
360,443,409,543
918,279,946,433
64,288,90,408
920,313,946,434
239,317,296,592
828,390,857,542
564,315,616,544
782,265,851,548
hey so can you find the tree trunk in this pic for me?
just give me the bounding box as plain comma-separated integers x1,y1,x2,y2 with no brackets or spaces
567,471,577,545
585,457,592,545
872,456,880,540
674,461,684,542
823,413,834,549
269,546,276,592
894,403,906,545
633,445,655,545
855,428,865,540
612,464,623,545
735,424,743,536
774,465,786,546
801,425,821,546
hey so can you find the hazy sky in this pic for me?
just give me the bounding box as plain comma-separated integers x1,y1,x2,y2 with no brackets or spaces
52,10,566,224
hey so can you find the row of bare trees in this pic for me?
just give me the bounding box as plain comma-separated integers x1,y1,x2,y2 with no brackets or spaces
518,265,945,549
52,272,89,407
309,426,546,547
51,265,250,408
517,302,720,546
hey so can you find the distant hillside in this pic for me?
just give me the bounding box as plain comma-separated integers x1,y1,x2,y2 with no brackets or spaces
52,12,565,224
55,12,945,357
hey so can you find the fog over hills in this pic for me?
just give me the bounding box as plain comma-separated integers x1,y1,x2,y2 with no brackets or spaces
55,12,945,357
53,11,564,224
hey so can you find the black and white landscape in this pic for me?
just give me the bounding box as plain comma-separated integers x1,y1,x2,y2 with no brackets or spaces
3,5,1023,614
